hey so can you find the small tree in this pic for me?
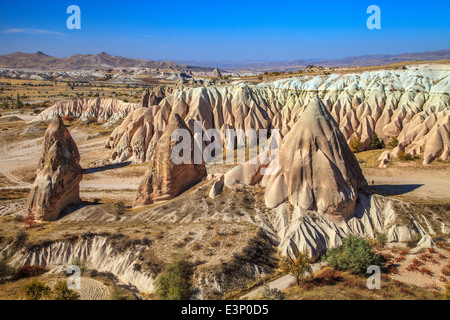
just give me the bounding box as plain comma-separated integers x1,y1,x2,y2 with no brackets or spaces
387,136,399,149
279,252,312,286
349,136,361,153
19,279,51,300
370,133,383,150
16,93,24,109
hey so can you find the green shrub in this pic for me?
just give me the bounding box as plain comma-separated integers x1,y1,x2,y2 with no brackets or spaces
50,280,80,300
323,234,381,274
110,287,137,300
397,150,414,161
19,279,51,300
387,136,399,149
155,252,192,300
258,283,285,300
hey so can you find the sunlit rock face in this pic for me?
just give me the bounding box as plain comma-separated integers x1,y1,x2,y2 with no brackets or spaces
263,98,367,221
106,66,449,165
26,116,82,221
135,113,207,206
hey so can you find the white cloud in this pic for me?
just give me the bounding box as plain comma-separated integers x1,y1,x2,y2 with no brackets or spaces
1,28,67,36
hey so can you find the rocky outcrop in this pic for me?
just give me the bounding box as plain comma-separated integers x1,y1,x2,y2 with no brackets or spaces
212,98,447,259
378,151,391,168
306,65,324,73
411,235,435,253
135,114,207,205
32,98,141,123
142,86,175,107
259,193,439,259
26,116,82,221
107,66,450,165
106,107,157,163
212,68,222,78
209,174,225,199
263,98,366,221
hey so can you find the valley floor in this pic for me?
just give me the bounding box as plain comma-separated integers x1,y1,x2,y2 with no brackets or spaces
0,112,449,300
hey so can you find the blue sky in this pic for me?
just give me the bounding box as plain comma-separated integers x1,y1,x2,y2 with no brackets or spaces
0,0,449,61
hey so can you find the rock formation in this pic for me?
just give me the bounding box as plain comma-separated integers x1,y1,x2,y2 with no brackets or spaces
106,66,450,165
210,98,446,259
30,86,174,124
306,65,324,73
26,116,82,221
106,107,158,163
263,98,366,221
32,98,141,123
7,235,155,293
208,174,225,199
377,151,391,168
212,68,223,78
135,114,207,205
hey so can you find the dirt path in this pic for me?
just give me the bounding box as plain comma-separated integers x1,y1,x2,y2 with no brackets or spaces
241,262,326,299
73,277,110,300
363,167,450,201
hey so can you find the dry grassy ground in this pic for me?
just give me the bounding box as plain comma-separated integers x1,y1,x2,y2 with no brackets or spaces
282,268,444,300
0,117,275,298
0,79,147,106
354,149,450,202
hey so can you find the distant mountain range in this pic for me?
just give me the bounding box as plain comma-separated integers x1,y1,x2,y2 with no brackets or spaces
177,50,450,71
0,49,448,72
0,51,215,72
